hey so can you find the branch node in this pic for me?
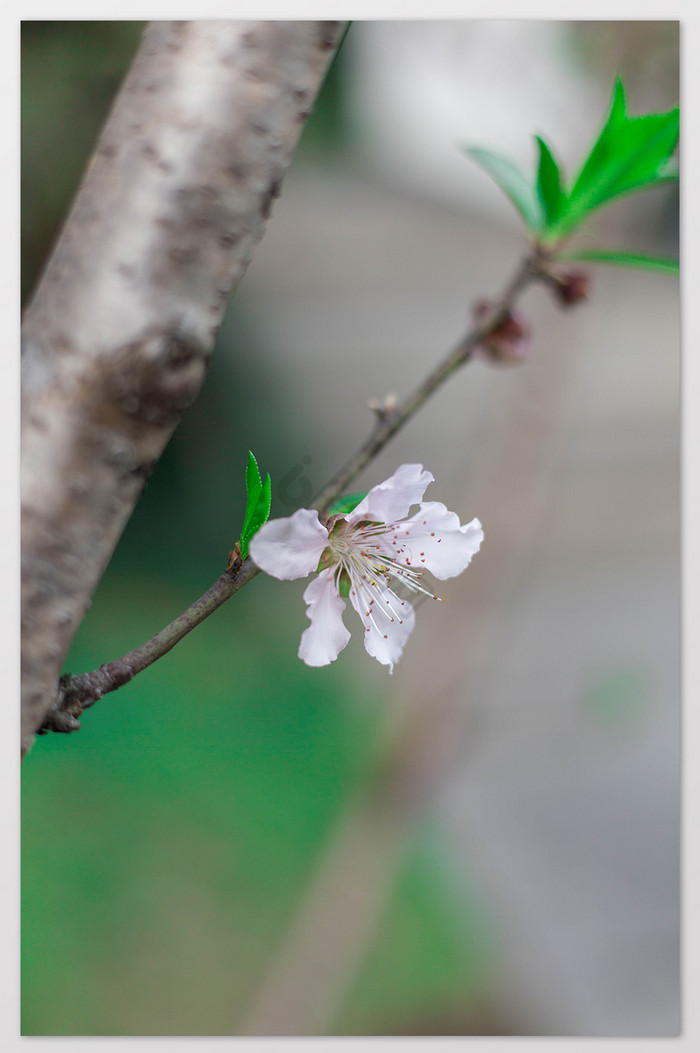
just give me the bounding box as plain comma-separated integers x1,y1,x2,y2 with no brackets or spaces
37,709,82,736
227,542,244,575
368,392,398,426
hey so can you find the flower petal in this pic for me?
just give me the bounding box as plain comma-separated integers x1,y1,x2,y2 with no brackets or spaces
249,508,328,581
298,569,351,667
348,463,434,526
396,503,483,580
348,575,415,673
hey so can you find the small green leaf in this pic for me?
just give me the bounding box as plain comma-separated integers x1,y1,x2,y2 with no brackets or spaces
463,145,542,231
244,451,263,526
553,78,679,238
329,491,368,516
245,474,272,544
535,135,566,229
589,111,679,202
558,248,679,274
563,76,627,219
239,452,272,558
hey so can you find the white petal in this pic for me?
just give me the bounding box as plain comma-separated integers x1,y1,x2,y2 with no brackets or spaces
349,576,415,673
249,508,328,581
298,569,351,667
348,463,434,526
396,503,483,580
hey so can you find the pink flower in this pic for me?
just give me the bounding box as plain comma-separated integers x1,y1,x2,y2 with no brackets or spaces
250,464,483,672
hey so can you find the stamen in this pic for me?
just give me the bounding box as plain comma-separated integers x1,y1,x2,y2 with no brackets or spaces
329,517,443,605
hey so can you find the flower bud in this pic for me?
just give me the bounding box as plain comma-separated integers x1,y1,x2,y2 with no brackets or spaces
553,269,590,306
472,299,531,365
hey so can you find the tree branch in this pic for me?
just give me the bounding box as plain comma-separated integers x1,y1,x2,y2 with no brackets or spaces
41,556,260,734
45,248,549,736
21,20,347,757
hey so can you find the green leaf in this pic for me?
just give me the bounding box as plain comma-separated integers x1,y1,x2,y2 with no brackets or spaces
239,452,272,558
245,474,272,546
535,134,566,229
244,451,262,521
553,78,679,237
329,491,368,516
558,248,679,274
593,111,679,200
463,145,542,231
562,77,627,218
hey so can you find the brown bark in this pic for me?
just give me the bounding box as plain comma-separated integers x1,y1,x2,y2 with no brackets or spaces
21,20,346,757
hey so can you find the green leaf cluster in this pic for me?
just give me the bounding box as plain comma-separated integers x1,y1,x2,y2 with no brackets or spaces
463,78,678,273
238,451,272,559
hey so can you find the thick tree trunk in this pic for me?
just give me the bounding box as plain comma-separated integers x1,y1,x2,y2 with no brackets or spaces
21,20,346,757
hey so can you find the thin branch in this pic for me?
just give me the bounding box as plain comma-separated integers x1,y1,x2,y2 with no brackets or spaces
313,250,539,517
42,555,260,733
44,248,547,734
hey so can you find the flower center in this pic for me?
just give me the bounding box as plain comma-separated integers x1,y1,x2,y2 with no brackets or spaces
326,519,443,605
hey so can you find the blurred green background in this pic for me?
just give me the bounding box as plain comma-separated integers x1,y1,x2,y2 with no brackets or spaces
21,21,679,1037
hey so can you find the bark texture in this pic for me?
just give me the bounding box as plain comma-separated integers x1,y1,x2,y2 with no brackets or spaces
21,19,346,756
